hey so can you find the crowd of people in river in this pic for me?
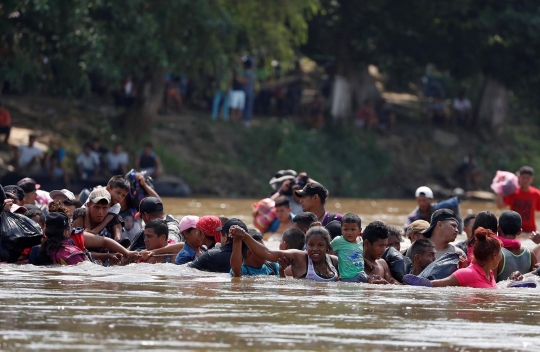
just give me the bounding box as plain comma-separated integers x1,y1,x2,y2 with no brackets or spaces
1,165,540,290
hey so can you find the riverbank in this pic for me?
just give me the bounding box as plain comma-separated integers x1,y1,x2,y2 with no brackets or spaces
0,94,536,198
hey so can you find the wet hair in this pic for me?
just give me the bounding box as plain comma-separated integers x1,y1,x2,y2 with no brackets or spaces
293,212,318,231
342,213,361,228
275,196,290,208
145,219,168,238
472,227,502,264
72,200,83,208
387,226,403,242
409,239,435,259
108,175,130,191
469,211,497,248
325,220,342,240
464,213,477,228
519,166,534,176
362,221,389,243
242,229,264,258
37,218,71,265
48,201,70,215
282,228,305,250
305,226,331,249
25,208,45,225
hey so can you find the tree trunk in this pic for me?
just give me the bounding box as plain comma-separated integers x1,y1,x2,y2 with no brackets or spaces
119,67,167,143
477,78,508,131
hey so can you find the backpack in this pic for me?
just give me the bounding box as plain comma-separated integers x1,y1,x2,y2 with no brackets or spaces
125,169,155,209
252,198,277,233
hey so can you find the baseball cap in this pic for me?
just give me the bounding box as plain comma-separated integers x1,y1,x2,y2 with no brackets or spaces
87,187,111,204
179,215,200,233
50,189,76,201
292,178,306,189
4,185,25,201
498,210,522,236
197,216,223,243
269,169,297,189
135,197,164,219
295,182,328,201
422,209,458,238
406,220,430,239
17,178,40,193
45,212,70,231
222,218,248,237
415,186,434,199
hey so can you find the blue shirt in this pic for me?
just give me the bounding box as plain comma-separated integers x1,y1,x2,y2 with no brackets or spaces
267,213,295,233
229,262,280,276
176,243,199,265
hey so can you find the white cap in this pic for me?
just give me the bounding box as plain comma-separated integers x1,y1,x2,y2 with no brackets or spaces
50,189,76,201
88,187,111,204
415,186,434,199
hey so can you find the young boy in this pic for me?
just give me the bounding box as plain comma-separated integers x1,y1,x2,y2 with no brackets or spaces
362,221,400,285
279,228,305,250
292,212,318,234
175,216,206,265
73,176,129,241
267,196,294,234
230,229,279,277
409,239,436,275
329,213,366,283
496,210,538,281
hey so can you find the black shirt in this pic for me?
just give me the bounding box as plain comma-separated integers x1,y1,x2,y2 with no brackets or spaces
189,243,233,273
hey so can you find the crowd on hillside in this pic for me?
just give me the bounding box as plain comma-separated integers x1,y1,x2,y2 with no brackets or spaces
1,165,539,290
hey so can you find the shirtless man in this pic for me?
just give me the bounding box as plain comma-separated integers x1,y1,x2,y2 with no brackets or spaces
362,221,400,284
266,196,294,234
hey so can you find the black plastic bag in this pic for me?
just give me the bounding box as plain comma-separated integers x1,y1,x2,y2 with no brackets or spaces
382,246,408,283
0,184,44,262
418,252,460,280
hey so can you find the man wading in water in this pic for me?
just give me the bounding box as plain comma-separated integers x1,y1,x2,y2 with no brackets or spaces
295,182,342,226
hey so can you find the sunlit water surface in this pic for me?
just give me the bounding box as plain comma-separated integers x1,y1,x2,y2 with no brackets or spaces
0,198,539,351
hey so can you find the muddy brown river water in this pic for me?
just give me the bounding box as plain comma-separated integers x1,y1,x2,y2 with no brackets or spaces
0,198,539,351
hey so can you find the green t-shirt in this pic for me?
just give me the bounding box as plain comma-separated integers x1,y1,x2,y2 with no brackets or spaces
330,236,364,279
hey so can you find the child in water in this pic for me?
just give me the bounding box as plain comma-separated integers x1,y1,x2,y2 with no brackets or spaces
38,212,88,265
229,225,339,281
329,213,367,283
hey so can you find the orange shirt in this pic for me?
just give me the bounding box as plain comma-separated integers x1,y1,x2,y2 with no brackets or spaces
0,107,11,127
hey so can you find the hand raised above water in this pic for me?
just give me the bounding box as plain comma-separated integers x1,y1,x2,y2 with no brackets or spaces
229,225,247,240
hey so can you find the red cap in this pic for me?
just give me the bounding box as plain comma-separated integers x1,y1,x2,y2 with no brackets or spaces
196,216,222,243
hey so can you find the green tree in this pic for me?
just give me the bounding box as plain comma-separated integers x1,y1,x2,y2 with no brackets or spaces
1,0,318,140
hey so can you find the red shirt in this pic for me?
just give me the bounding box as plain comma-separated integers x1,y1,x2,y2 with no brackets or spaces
503,186,540,232
0,107,11,127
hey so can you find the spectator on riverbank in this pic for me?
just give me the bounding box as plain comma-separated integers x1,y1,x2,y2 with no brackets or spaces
135,143,162,178
229,68,246,123
0,100,11,144
15,135,42,174
211,65,231,122
242,57,256,127
453,91,472,126
44,142,70,188
375,99,396,133
76,143,100,180
106,143,129,176
355,100,377,130
427,95,447,126
91,137,108,173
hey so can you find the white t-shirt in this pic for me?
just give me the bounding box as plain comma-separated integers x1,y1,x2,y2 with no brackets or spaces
106,152,129,172
76,151,100,170
18,145,42,167
453,98,472,112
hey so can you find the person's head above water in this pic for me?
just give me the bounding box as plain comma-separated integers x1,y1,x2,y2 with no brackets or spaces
421,209,458,245
197,216,222,249
144,219,169,251
136,197,164,223
341,213,362,243
415,186,433,213
498,210,522,238
305,226,332,263
292,212,318,233
295,182,328,213
471,211,497,235
241,229,267,268
280,227,305,250
362,221,388,260
386,226,403,251
471,227,502,269
222,218,248,245
406,220,430,243
409,239,436,275
86,187,111,224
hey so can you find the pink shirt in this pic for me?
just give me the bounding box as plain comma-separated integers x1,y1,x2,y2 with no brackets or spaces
453,262,497,289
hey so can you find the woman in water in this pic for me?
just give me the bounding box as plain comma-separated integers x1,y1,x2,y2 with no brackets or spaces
229,225,339,281
404,227,504,288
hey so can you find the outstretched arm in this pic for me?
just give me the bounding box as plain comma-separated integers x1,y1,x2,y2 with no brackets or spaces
83,233,139,259
431,274,460,287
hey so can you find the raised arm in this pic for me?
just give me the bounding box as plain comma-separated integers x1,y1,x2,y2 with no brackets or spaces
229,225,296,263
496,194,507,209
230,236,243,277
136,173,161,200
